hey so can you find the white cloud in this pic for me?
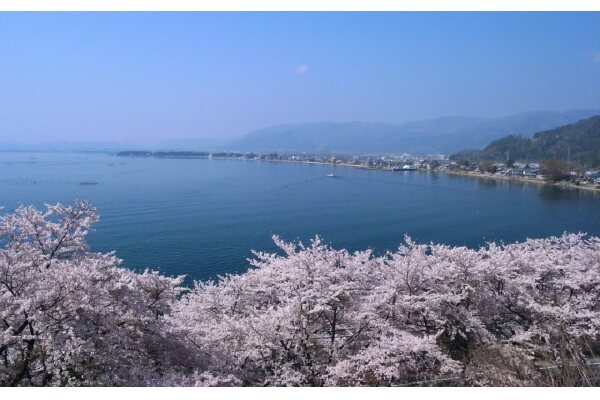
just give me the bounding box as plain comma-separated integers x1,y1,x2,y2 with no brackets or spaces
293,64,309,75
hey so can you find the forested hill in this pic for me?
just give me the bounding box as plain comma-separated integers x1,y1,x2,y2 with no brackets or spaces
451,115,600,166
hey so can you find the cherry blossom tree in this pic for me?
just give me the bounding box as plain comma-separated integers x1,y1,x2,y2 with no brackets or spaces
0,201,190,386
1,202,598,386
174,234,599,386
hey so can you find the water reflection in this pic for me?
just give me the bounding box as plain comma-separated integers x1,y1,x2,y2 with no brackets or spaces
442,171,600,202
478,178,497,189
538,185,599,202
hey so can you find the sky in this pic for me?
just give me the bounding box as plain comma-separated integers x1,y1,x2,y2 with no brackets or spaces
1,12,599,144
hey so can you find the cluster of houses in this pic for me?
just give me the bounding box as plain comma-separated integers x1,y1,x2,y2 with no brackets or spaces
210,151,447,170
585,170,600,184
444,161,543,178
443,160,600,185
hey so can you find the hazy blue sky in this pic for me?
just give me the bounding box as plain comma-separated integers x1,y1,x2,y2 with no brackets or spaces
1,12,599,143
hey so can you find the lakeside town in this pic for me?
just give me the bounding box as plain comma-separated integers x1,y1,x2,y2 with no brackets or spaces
117,150,600,191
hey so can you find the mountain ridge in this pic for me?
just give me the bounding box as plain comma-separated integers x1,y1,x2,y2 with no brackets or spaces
2,109,599,154
226,109,600,154
451,115,600,167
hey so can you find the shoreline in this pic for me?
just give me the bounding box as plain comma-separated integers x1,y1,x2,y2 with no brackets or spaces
118,153,600,194
439,168,600,193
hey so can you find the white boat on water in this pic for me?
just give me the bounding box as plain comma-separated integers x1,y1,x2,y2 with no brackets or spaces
326,173,335,177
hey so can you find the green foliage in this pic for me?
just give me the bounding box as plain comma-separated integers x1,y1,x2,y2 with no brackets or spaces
451,115,600,167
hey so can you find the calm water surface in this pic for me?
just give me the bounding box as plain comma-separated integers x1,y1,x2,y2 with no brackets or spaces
1,152,599,281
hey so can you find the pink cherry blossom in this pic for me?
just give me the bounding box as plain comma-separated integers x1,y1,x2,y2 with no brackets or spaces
1,203,598,386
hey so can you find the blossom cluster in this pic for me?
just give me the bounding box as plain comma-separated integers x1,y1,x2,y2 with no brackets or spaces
1,202,598,386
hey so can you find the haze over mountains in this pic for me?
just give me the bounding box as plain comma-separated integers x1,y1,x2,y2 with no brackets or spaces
227,110,600,154
2,110,599,155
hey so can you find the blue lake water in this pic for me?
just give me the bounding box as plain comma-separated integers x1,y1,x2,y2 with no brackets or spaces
1,151,599,282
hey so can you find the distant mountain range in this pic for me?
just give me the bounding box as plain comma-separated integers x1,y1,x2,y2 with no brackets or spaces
451,115,600,167
2,109,599,155
226,110,600,154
